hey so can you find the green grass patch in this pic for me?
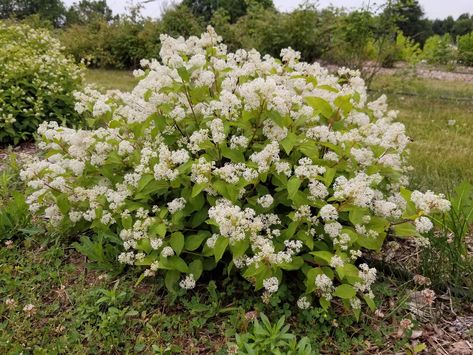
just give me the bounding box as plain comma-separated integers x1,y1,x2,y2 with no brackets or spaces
84,69,137,92
371,74,473,191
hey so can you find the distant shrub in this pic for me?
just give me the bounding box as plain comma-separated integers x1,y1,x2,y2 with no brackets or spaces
422,34,457,65
457,31,473,66
395,32,422,65
0,22,83,145
23,28,450,317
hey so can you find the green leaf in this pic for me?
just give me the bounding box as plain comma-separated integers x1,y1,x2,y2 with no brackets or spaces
323,167,336,187
305,267,324,293
363,294,376,311
305,96,333,118
150,223,166,237
214,236,229,262
221,145,245,163
190,207,208,228
319,297,330,310
191,183,206,198
189,259,203,280
280,132,298,155
230,239,249,258
165,270,180,292
334,95,353,116
166,256,189,273
310,250,333,265
185,230,210,251
287,176,301,199
392,222,420,237
280,256,304,270
334,284,356,299
170,232,184,255
177,67,190,82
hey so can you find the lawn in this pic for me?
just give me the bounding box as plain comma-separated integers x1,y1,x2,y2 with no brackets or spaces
1,69,472,354
370,74,473,191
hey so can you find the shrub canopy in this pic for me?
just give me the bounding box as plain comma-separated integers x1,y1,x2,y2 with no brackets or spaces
0,22,83,144
22,27,449,316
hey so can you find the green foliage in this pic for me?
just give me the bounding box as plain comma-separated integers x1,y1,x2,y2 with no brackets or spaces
457,31,473,66
233,313,313,354
60,6,204,69
421,181,473,294
394,32,422,65
0,0,66,27
0,192,32,242
422,34,456,65
65,0,114,26
72,233,125,273
389,0,432,45
0,22,83,144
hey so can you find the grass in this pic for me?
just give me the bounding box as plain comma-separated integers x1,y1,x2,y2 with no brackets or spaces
370,73,473,191
84,69,137,92
1,233,416,354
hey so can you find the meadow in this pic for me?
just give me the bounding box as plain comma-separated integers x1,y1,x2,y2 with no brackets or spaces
1,67,472,354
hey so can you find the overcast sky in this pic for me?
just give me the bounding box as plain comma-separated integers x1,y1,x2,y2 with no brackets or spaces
63,0,473,20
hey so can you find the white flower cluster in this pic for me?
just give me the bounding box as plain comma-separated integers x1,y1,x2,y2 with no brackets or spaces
22,27,451,311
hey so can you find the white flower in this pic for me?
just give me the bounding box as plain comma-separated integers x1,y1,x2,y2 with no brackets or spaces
411,190,451,214
179,274,196,289
150,238,163,250
118,140,134,156
229,135,249,149
263,277,279,294
161,246,175,257
257,194,274,208
168,197,186,214
297,296,311,309
324,222,342,238
415,216,433,234
329,255,344,268
315,274,333,300
319,204,338,221
208,118,226,144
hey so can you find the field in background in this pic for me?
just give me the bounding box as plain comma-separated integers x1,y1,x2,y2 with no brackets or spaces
86,69,473,192
84,69,137,92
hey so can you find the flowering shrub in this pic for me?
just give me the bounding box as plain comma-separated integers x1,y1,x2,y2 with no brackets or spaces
22,27,450,317
0,22,83,144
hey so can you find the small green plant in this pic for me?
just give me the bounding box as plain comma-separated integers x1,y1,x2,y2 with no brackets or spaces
422,34,457,65
233,313,313,354
395,32,422,65
0,21,83,145
457,31,473,66
421,181,473,294
72,232,125,273
0,192,33,242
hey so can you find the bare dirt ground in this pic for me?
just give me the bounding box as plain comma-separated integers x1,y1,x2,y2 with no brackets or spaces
379,64,473,84
0,142,37,171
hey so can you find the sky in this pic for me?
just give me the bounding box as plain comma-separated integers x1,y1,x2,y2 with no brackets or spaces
63,0,473,20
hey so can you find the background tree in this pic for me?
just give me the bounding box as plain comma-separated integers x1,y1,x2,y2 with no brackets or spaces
0,0,66,27
390,0,431,44
181,0,274,23
431,16,454,36
65,0,114,26
452,13,473,38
